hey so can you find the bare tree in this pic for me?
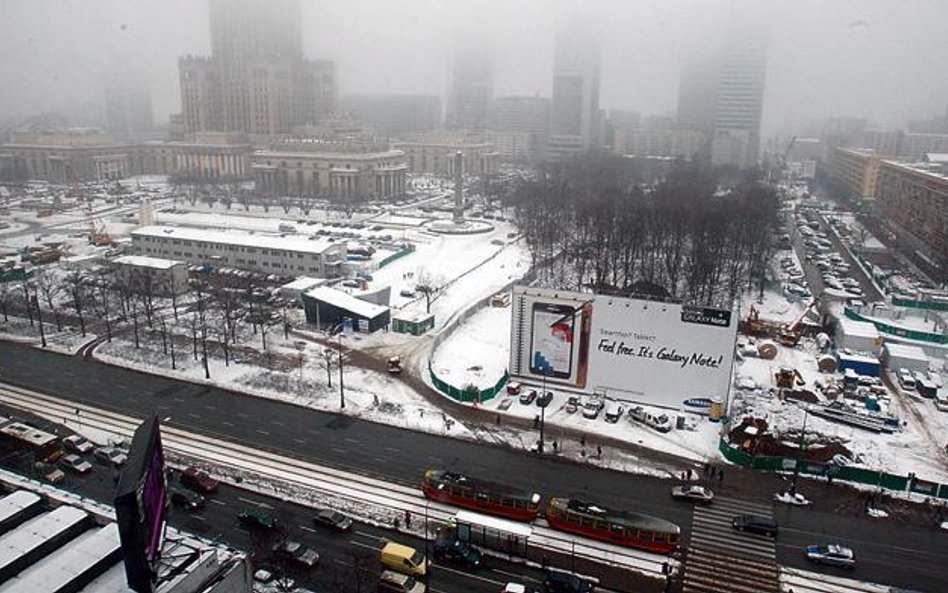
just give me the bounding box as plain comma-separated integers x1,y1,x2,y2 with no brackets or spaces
318,346,335,388
414,269,446,314
34,270,62,331
0,281,12,322
63,271,87,336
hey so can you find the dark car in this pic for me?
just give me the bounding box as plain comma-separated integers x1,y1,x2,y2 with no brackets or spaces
536,391,554,408
543,570,595,593
272,540,319,568
519,389,537,405
238,508,278,531
313,508,353,532
732,514,778,537
433,536,482,570
180,466,219,494
170,488,205,510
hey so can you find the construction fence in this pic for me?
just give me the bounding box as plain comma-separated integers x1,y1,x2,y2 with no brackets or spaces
719,437,948,500
428,362,509,404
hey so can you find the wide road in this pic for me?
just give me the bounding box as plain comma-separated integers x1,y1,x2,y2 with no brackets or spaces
0,342,943,592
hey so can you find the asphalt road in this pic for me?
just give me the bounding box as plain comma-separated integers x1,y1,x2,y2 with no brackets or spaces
0,342,945,592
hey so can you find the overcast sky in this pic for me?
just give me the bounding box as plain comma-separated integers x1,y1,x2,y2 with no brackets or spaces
1,0,947,137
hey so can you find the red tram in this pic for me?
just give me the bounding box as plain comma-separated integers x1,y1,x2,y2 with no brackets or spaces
545,497,680,554
421,469,541,522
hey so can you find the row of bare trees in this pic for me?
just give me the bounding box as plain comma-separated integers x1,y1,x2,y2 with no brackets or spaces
507,155,781,307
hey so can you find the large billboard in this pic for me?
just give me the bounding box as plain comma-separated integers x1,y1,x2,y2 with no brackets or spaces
509,286,737,410
115,415,168,593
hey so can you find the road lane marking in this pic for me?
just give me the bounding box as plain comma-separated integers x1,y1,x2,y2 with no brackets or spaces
331,447,346,454
209,499,227,506
255,429,270,436
222,421,234,427
300,525,316,533
271,420,285,426
292,438,306,445
354,530,386,542
238,496,272,509
344,438,360,444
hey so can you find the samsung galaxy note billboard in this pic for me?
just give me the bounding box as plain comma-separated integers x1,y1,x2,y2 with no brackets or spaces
508,286,737,409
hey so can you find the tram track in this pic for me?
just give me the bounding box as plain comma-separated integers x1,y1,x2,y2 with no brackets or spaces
0,381,665,576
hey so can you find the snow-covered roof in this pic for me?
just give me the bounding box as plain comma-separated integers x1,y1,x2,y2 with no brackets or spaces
281,276,328,291
837,351,879,364
2,525,121,593
113,255,184,270
883,342,929,361
132,225,340,255
0,492,41,525
304,286,389,319
393,311,434,323
0,506,88,567
838,317,880,340
454,510,532,538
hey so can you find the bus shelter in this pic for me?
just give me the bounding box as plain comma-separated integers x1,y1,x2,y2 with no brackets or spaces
454,510,532,557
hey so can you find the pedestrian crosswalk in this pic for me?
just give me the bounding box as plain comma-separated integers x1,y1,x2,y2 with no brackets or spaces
682,496,780,593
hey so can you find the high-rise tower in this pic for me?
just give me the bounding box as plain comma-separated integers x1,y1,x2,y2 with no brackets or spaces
709,29,767,168
548,25,601,158
179,0,335,137
446,53,492,130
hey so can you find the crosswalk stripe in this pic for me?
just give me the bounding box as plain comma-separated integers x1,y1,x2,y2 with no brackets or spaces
682,495,780,593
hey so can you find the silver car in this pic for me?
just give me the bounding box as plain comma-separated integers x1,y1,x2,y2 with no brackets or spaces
804,544,855,568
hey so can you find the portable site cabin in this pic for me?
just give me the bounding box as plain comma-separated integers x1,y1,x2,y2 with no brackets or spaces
881,343,929,375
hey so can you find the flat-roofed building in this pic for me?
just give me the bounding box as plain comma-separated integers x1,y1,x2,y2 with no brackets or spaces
831,147,882,199
875,160,948,282
393,133,499,176
253,137,407,199
131,225,347,278
112,255,189,296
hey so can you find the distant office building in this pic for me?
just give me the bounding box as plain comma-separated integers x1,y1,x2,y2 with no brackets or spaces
677,54,719,134
898,133,948,161
614,128,707,159
393,132,499,176
857,129,901,157
487,96,550,160
710,29,767,168
0,130,128,182
341,94,441,137
104,82,154,142
178,0,336,138
446,53,493,130
253,137,407,199
831,147,882,199
549,26,601,158
875,160,948,281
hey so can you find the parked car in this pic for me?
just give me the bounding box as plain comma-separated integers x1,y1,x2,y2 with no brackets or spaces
63,435,94,455
61,454,93,474
804,544,855,568
505,382,522,396
543,570,595,593
313,508,353,532
671,484,714,504
433,534,482,569
272,540,319,568
94,447,127,467
564,396,581,414
400,289,416,298
732,514,778,537
180,466,219,494
897,369,916,391
519,390,537,405
582,399,604,419
170,488,205,510
378,570,425,593
628,406,673,433
238,508,278,531
604,403,624,423
536,391,554,408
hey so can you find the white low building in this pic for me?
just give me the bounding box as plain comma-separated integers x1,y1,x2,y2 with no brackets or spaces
882,342,930,374
131,225,347,279
836,317,881,354
112,255,189,296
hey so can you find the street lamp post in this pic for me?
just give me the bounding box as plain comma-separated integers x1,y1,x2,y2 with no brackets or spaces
791,405,809,494
424,501,430,588
337,330,345,409
539,370,550,454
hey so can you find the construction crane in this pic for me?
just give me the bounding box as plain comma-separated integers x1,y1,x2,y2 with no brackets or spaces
67,162,112,246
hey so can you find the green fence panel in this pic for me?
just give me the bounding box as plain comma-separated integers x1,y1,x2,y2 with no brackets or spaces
844,307,948,344
892,296,948,312
751,456,785,472
428,361,506,404
378,245,416,268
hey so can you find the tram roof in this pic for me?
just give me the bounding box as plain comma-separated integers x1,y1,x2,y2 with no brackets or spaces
429,470,539,501
454,510,533,538
555,498,680,533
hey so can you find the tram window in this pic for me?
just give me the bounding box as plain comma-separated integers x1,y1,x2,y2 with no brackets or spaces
501,497,512,507
515,499,525,508
654,532,667,543
477,492,488,501
640,530,653,541
596,519,609,530
581,516,594,527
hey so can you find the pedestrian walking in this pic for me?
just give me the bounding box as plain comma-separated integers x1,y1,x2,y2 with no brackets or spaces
597,444,602,459
580,434,586,447
393,517,400,529
404,510,411,528
496,413,501,426
718,468,724,483
552,440,558,453
533,415,540,429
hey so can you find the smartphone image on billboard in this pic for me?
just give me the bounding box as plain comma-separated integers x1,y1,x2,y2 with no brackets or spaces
530,302,577,380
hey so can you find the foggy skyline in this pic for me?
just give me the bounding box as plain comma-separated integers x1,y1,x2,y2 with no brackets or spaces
1,0,947,137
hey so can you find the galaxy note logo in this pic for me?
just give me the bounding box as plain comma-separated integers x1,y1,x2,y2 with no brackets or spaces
680,306,731,327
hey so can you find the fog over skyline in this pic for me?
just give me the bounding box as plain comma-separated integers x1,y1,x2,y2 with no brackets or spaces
1,0,946,137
